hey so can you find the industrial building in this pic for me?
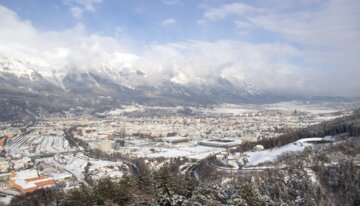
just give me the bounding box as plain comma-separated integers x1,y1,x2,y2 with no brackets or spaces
162,136,191,144
198,139,242,148
9,169,55,194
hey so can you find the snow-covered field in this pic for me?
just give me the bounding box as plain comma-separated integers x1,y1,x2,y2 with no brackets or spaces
244,143,306,166
244,137,334,167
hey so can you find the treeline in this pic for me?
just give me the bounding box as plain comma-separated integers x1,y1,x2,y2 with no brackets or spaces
315,138,360,205
8,166,264,206
315,161,360,206
11,157,358,206
277,137,360,206
9,138,360,205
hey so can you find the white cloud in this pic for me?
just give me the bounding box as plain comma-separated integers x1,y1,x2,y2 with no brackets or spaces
249,0,360,49
161,18,176,26
64,0,103,18
196,0,360,96
0,5,134,71
247,0,360,96
135,40,314,94
203,2,255,21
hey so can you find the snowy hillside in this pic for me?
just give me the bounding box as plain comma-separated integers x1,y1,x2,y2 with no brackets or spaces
0,55,40,80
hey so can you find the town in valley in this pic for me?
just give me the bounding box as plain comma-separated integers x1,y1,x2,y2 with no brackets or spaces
0,101,356,204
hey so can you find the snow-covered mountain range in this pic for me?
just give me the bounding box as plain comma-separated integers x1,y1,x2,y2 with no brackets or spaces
0,54,285,120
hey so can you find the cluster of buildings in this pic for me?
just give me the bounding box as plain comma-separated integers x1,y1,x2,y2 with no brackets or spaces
0,103,353,202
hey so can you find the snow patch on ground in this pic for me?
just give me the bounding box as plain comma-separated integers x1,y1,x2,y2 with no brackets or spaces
0,195,13,205
245,143,306,166
244,136,336,167
244,137,335,167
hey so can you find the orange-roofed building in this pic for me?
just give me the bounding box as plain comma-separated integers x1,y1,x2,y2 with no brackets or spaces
0,138,6,148
9,170,55,195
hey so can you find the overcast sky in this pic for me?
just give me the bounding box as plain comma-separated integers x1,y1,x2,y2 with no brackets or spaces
0,0,359,97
